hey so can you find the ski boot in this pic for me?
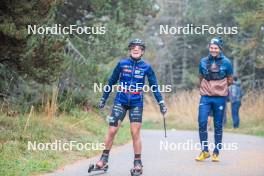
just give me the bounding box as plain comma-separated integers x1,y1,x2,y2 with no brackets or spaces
130,159,143,176
88,154,109,173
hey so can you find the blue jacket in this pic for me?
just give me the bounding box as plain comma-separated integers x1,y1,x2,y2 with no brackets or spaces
102,57,163,107
229,82,243,103
199,52,233,80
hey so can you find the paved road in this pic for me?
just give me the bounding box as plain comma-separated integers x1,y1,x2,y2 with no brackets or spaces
44,130,264,176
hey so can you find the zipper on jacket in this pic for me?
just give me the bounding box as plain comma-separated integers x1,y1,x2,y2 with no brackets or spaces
128,60,136,106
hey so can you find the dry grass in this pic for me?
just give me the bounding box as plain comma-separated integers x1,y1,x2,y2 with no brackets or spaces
228,91,264,135
239,91,264,122
144,90,200,129
44,86,59,121
143,90,264,135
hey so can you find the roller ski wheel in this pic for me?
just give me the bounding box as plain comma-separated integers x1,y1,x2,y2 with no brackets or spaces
130,160,143,176
88,163,108,173
130,169,142,176
88,154,109,173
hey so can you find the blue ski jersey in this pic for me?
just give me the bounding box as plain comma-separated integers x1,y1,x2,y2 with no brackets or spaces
102,57,163,107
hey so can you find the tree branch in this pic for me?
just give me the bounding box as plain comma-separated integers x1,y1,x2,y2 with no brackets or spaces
0,58,10,64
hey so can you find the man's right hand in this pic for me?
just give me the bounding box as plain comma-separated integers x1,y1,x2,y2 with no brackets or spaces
98,98,106,109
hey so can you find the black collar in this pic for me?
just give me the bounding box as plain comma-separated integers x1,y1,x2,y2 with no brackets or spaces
129,56,142,63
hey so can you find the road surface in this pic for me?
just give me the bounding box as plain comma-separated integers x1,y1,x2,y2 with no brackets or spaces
44,130,264,176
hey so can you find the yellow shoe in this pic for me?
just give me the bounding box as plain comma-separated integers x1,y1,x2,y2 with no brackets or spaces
211,153,220,162
195,151,210,161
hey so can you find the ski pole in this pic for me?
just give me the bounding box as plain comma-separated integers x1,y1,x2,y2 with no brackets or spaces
163,114,167,138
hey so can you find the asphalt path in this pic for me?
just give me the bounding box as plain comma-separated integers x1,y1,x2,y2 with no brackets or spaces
44,130,264,176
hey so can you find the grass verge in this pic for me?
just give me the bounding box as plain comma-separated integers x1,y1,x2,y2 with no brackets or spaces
0,109,131,176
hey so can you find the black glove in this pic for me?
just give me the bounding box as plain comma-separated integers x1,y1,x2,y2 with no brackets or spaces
159,102,167,115
98,98,106,109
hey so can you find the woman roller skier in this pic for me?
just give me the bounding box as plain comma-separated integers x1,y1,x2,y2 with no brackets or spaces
88,39,167,175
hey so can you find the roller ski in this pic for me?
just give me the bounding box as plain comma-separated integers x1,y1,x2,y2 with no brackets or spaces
88,154,109,173
130,160,143,176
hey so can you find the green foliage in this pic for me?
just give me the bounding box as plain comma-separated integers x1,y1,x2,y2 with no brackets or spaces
0,0,66,112
0,0,65,83
54,0,157,111
0,0,157,112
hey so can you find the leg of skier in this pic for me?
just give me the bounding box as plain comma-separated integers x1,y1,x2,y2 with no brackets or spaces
130,106,143,175
91,104,127,171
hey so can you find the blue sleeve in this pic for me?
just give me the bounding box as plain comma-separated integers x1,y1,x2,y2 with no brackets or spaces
146,65,163,104
199,60,203,76
226,60,233,76
102,62,121,101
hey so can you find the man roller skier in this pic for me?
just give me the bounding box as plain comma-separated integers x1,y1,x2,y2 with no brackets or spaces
195,37,233,162
91,39,167,175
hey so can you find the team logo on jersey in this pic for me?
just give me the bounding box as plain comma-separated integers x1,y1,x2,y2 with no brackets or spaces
134,69,144,76
134,75,143,78
123,65,132,68
123,68,132,73
123,73,131,77
135,70,141,74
